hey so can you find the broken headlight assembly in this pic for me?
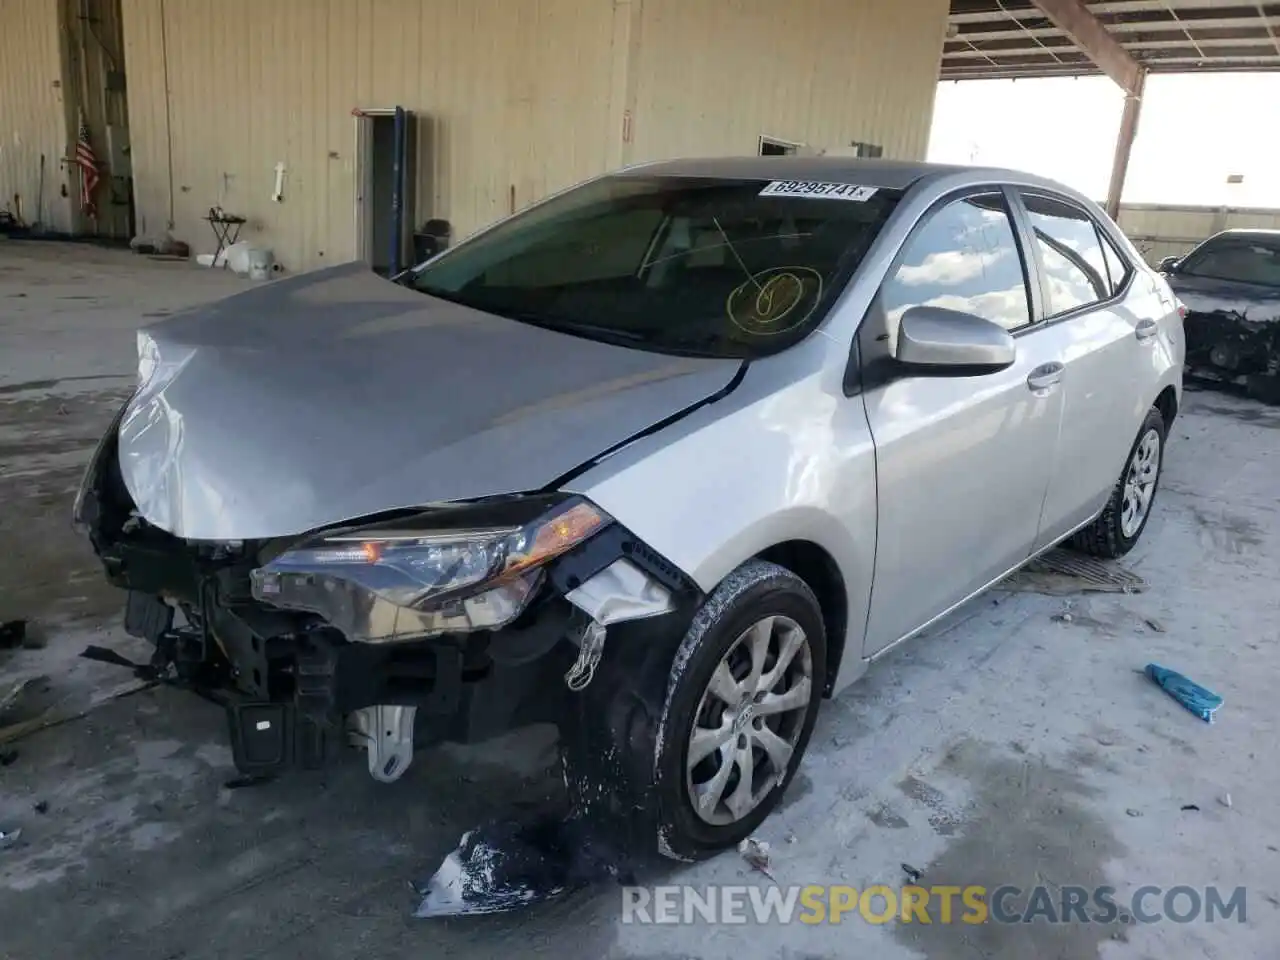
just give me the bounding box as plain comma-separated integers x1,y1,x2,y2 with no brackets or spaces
250,497,611,643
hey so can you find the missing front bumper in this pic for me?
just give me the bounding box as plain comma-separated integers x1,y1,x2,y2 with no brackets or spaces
102,527,700,784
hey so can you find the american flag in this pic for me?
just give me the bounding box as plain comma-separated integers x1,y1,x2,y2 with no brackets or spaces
75,121,101,219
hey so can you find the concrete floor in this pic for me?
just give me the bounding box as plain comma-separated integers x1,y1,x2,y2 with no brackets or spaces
1,241,1277,959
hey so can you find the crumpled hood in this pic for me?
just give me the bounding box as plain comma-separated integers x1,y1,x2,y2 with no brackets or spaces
119,263,740,540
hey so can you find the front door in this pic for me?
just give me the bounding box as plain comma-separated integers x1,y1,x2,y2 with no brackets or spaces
858,190,1065,656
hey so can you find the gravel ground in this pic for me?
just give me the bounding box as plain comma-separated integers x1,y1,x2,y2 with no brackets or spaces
1,241,1277,960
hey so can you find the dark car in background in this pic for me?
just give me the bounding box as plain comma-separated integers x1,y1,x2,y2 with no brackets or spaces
1160,228,1280,403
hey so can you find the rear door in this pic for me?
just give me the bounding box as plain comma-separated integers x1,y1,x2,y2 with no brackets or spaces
1011,191,1153,548
859,189,1065,656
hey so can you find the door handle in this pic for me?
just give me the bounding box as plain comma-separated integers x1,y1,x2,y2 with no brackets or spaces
1026,362,1064,393
1135,318,1159,342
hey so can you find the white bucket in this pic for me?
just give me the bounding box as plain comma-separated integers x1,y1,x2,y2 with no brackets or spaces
247,247,275,280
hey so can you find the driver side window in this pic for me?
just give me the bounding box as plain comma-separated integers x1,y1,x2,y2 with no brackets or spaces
880,192,1032,351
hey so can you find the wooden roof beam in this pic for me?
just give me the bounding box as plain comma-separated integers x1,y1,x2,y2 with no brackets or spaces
1029,0,1146,92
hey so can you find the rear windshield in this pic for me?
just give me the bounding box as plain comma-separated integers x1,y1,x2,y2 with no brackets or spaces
410,175,900,358
1180,237,1280,288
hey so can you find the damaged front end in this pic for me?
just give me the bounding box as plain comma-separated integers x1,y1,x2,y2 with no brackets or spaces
1182,303,1280,387
1168,269,1280,402
73,406,701,795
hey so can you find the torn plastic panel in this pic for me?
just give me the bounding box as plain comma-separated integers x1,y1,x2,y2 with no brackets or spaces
564,558,676,627
561,558,676,691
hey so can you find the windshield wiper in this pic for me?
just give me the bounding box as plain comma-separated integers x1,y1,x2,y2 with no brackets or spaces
415,284,730,354
483,311,647,343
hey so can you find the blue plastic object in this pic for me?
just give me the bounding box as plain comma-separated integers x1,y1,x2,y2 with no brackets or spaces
1145,663,1223,723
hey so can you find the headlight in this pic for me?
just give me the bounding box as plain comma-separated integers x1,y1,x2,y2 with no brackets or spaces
250,497,610,643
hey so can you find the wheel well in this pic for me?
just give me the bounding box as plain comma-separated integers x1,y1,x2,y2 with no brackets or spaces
755,540,848,697
1154,385,1178,427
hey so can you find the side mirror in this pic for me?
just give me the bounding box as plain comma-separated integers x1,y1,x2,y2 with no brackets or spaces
896,306,1016,373
1158,255,1180,273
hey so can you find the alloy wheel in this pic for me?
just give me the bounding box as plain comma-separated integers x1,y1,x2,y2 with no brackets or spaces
1121,428,1161,538
684,615,814,826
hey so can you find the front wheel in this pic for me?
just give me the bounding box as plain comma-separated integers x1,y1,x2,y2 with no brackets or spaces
653,560,826,861
1070,406,1167,559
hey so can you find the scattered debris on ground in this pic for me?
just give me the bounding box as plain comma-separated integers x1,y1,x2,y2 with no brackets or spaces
0,620,27,649
0,675,151,747
1180,804,1200,812
1144,617,1167,633
1220,793,1233,808
414,814,633,918
0,675,47,719
1145,663,1223,722
223,775,273,791
902,863,924,884
738,837,774,880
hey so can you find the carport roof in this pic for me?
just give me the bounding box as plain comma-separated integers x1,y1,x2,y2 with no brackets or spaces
943,0,1280,81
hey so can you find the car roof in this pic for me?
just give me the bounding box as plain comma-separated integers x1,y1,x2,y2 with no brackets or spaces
614,155,1028,191
1210,228,1280,240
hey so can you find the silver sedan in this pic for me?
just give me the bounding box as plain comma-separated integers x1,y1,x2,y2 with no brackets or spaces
78,157,1183,876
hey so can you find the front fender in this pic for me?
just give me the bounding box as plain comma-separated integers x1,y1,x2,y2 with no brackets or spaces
565,358,877,688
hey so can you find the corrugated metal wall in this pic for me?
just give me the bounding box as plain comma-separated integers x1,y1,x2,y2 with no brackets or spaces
121,0,619,271
0,0,74,234
61,0,134,239
121,0,948,273
629,0,947,164
1118,203,1280,266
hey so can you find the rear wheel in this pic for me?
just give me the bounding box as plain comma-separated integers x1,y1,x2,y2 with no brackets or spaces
1245,373,1280,406
1070,406,1166,559
653,560,825,861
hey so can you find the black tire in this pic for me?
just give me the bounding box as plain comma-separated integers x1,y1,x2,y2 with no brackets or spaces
1070,405,1167,559
653,559,826,861
1245,374,1280,406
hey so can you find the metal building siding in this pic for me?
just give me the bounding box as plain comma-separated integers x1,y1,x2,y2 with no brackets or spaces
0,0,74,234
627,0,948,164
120,0,947,273
120,0,618,271
1117,203,1280,266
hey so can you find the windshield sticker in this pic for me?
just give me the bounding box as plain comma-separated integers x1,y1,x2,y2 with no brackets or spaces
726,266,823,337
759,181,878,201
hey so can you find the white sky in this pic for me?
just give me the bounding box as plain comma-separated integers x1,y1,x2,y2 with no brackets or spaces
927,73,1280,208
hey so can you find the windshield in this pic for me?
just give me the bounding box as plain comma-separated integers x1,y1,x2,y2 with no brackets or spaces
410,175,900,358
1180,236,1280,288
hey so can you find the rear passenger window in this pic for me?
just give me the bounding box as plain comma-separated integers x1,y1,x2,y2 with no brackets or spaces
1099,230,1131,293
1021,194,1110,315
880,192,1031,342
